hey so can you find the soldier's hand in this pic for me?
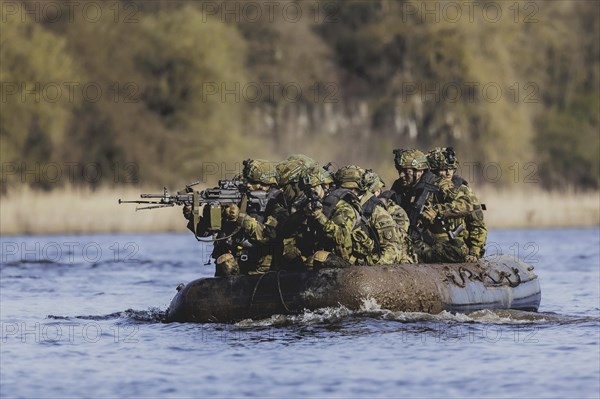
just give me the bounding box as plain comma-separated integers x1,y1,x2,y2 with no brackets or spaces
223,203,240,222
465,254,478,263
421,205,437,224
438,178,455,198
306,199,323,218
310,207,324,218
182,205,193,220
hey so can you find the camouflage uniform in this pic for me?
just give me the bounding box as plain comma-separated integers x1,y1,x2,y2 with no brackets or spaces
311,192,362,263
184,160,286,276
427,147,487,260
275,158,325,269
389,149,470,263
229,159,289,273
362,169,413,264
311,165,407,266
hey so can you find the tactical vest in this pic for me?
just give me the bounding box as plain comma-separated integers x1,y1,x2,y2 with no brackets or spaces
322,188,360,220
322,189,383,258
451,174,486,213
452,175,468,188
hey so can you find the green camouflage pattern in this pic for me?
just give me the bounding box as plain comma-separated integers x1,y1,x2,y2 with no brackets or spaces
415,176,487,262
427,147,459,170
242,159,278,185
312,198,358,262
393,149,429,170
363,169,385,193
335,165,366,190
378,197,416,263
361,192,410,264
413,238,469,263
458,183,487,258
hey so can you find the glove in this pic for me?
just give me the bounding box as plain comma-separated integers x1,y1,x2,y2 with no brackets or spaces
182,205,192,220
309,207,324,219
307,199,323,212
438,178,456,199
421,205,437,224
223,203,239,222
465,254,478,263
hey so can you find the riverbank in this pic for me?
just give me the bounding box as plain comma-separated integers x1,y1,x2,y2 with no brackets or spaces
1,185,598,236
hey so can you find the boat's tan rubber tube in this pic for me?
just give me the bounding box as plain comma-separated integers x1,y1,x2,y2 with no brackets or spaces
165,255,540,323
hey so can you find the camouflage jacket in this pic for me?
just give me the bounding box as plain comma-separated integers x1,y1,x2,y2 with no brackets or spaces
390,171,473,247
453,178,487,258
415,175,487,258
379,191,416,263
186,188,287,273
360,193,410,264
311,197,359,263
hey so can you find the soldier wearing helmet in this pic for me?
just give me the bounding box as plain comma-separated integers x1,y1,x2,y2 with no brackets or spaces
365,170,415,263
358,169,412,264
183,158,288,276
427,147,487,262
384,148,471,263
275,159,347,270
220,158,291,274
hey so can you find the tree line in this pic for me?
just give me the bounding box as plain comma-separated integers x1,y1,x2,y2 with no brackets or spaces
1,0,598,191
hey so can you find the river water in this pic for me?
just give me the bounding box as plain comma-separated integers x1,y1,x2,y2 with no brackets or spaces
1,228,599,399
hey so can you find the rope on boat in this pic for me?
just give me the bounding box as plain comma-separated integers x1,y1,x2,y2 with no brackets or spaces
248,271,298,315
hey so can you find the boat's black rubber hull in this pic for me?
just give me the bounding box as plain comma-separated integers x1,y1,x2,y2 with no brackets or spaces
165,255,541,323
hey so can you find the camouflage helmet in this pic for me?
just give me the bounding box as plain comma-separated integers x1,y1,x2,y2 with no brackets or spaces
287,154,319,167
276,158,306,187
335,165,367,191
242,159,278,185
299,164,325,189
393,149,429,170
427,147,459,170
363,169,385,193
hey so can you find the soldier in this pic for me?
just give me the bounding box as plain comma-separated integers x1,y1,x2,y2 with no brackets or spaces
389,148,471,263
364,170,414,263
427,147,487,262
182,159,283,276
287,153,335,196
276,158,330,269
310,165,369,265
353,168,409,264
220,159,289,273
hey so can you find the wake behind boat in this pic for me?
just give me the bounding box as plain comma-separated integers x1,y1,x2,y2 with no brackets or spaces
165,254,540,323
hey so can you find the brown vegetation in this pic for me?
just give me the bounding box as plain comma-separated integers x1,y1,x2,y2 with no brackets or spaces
1,185,597,236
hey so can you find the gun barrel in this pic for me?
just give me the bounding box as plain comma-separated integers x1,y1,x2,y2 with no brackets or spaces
136,204,175,211
118,199,161,205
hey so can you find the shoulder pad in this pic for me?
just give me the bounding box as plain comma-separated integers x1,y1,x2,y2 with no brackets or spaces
322,188,359,218
452,175,468,188
362,195,383,219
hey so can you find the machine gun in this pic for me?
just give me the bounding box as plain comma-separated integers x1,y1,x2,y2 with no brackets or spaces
119,178,266,238
118,179,244,210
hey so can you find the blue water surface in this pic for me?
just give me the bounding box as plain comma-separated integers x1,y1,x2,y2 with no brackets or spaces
1,228,599,399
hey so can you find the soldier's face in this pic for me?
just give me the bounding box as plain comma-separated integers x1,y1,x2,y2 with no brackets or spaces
436,169,455,180
398,168,422,187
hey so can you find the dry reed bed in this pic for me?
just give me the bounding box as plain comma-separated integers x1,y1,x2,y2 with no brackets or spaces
1,186,598,236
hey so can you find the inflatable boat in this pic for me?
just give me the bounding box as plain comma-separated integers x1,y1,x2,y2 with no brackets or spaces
165,254,541,323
